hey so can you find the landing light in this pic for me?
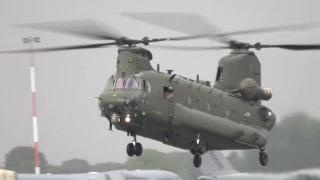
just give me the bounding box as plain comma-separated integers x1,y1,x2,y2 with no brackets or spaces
111,113,120,123
125,115,131,122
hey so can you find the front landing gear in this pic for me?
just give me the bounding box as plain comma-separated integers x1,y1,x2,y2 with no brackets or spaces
126,134,143,157
259,147,268,166
190,138,207,168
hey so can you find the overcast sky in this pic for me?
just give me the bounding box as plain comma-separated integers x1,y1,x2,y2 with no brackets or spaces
1,0,320,166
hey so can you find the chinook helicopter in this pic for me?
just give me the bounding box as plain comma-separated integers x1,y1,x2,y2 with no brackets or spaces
2,18,320,168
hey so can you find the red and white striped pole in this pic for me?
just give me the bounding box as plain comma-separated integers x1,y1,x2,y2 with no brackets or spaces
23,37,41,174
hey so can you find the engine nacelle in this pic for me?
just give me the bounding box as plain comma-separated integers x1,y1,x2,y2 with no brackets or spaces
237,78,272,101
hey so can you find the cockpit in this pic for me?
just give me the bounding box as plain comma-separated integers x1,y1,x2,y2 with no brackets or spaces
104,73,152,93
105,74,142,90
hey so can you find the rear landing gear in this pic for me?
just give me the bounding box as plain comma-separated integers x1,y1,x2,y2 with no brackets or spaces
259,147,268,166
126,134,143,157
190,137,207,168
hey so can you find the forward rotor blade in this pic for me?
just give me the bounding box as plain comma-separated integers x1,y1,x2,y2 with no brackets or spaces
0,42,118,53
13,19,125,40
120,12,233,44
260,44,320,50
148,45,229,51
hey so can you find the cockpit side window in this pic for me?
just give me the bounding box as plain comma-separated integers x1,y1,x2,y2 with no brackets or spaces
215,67,223,82
104,76,114,90
105,75,141,90
126,78,139,88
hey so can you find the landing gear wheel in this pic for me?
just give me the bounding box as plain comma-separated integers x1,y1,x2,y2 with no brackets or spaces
196,140,207,155
190,141,197,155
190,140,207,155
126,143,135,157
134,142,143,156
259,151,268,166
193,154,202,168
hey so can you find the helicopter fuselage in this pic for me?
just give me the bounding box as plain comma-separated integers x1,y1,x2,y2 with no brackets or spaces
98,46,276,152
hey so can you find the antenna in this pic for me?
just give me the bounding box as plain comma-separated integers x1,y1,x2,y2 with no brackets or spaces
166,70,174,75
23,36,41,175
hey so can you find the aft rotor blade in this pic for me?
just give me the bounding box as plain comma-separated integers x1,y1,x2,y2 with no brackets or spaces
0,42,118,53
260,44,320,50
148,45,229,51
165,21,320,42
120,12,320,44
13,19,125,40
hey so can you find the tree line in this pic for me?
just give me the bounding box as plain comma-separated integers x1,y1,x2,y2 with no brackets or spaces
228,112,320,172
3,112,320,179
3,146,200,180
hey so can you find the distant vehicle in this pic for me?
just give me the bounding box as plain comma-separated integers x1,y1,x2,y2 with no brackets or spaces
0,169,18,180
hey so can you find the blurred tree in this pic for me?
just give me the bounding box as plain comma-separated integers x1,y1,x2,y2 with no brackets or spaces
60,158,90,173
46,164,64,174
123,149,165,170
121,149,199,180
227,112,320,172
4,146,48,173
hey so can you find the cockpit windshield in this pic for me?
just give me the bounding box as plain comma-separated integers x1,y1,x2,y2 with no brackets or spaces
105,74,141,90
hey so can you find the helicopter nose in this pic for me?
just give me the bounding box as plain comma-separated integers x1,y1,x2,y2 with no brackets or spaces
98,91,126,108
98,90,144,116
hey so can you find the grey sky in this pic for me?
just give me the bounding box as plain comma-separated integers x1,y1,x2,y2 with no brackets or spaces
1,0,320,166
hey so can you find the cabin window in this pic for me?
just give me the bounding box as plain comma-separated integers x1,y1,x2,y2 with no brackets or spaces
215,67,223,82
164,86,174,101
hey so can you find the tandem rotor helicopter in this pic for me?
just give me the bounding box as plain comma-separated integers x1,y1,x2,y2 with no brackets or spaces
2,14,320,168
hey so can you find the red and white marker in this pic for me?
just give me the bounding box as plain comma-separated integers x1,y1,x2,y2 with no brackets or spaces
24,37,41,174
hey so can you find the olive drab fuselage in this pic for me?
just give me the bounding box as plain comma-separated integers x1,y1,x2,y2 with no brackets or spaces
98,46,276,151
